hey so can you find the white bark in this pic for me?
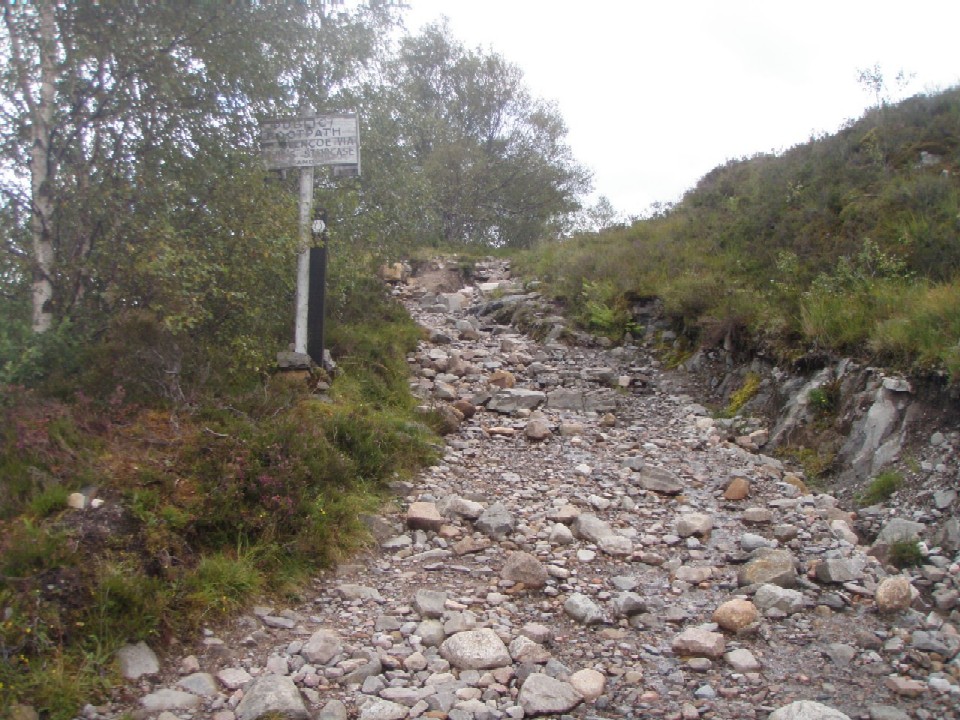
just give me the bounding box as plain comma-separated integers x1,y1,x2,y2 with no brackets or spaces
6,0,59,333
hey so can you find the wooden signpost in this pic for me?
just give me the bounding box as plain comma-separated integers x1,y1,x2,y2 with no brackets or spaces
260,110,360,368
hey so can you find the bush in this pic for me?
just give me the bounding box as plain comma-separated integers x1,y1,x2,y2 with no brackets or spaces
860,470,904,505
889,539,924,568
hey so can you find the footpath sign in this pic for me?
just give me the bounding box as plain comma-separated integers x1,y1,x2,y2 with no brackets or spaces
261,113,360,172
261,110,360,367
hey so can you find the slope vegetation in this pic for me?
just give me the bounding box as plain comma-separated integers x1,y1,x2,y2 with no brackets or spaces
519,87,960,382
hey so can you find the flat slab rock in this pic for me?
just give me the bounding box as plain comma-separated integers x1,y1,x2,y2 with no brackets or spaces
635,466,684,495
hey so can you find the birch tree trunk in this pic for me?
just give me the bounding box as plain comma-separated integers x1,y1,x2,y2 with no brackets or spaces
29,0,57,333
5,0,58,333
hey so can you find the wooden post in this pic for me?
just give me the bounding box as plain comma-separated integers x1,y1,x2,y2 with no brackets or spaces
307,209,328,368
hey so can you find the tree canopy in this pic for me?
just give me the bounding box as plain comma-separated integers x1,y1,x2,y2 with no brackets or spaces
1,2,590,387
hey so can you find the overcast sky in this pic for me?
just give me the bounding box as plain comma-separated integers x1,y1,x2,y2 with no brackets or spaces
402,0,960,218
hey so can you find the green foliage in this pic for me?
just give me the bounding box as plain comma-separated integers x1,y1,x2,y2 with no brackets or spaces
807,380,841,422
518,86,960,380
721,372,761,418
27,486,70,520
860,470,904,505
353,21,590,249
0,280,437,717
579,280,634,339
871,281,960,380
88,563,170,644
182,552,264,623
776,446,835,482
889,539,924,568
0,520,73,580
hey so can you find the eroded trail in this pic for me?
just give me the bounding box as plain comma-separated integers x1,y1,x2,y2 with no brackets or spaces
106,260,958,720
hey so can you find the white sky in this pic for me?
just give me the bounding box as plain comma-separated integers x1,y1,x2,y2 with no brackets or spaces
402,0,960,218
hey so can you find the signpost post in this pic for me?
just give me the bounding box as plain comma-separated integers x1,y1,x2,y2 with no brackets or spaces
260,110,360,368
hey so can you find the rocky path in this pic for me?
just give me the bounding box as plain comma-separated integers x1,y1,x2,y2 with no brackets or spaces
100,260,959,720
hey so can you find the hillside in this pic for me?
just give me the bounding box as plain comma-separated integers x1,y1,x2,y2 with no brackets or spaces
518,86,960,383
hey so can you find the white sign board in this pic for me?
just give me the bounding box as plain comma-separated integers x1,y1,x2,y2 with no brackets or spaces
261,113,360,170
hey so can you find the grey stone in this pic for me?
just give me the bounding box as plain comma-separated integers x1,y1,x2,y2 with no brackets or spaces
912,630,960,659
839,380,912,481
611,591,648,618
413,589,448,618
738,548,797,587
524,418,552,441
823,643,857,667
476,502,516,540
508,635,552,663
501,551,549,588
546,389,585,411
140,690,202,713
415,619,446,646
676,513,713,537
277,351,312,370
583,390,618,413
176,672,218,697
725,648,761,672
874,517,925,545
117,641,160,680
235,675,309,720
636,466,684,495
671,627,726,658
934,516,960,553
319,699,349,720
342,658,383,685
815,558,863,584
440,629,512,669
754,584,805,614
437,495,484,520
359,699,408,720
933,489,957,510
740,532,776,551
868,706,911,720
563,593,605,625
336,583,383,601
572,513,614,543
518,673,583,716
487,389,546,414
302,629,342,665
217,667,253,690
768,700,851,720
598,533,634,556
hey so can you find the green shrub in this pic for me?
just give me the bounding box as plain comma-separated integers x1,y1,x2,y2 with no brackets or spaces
807,380,841,420
860,470,904,505
889,539,924,568
776,446,835,482
27,486,70,519
579,279,633,339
